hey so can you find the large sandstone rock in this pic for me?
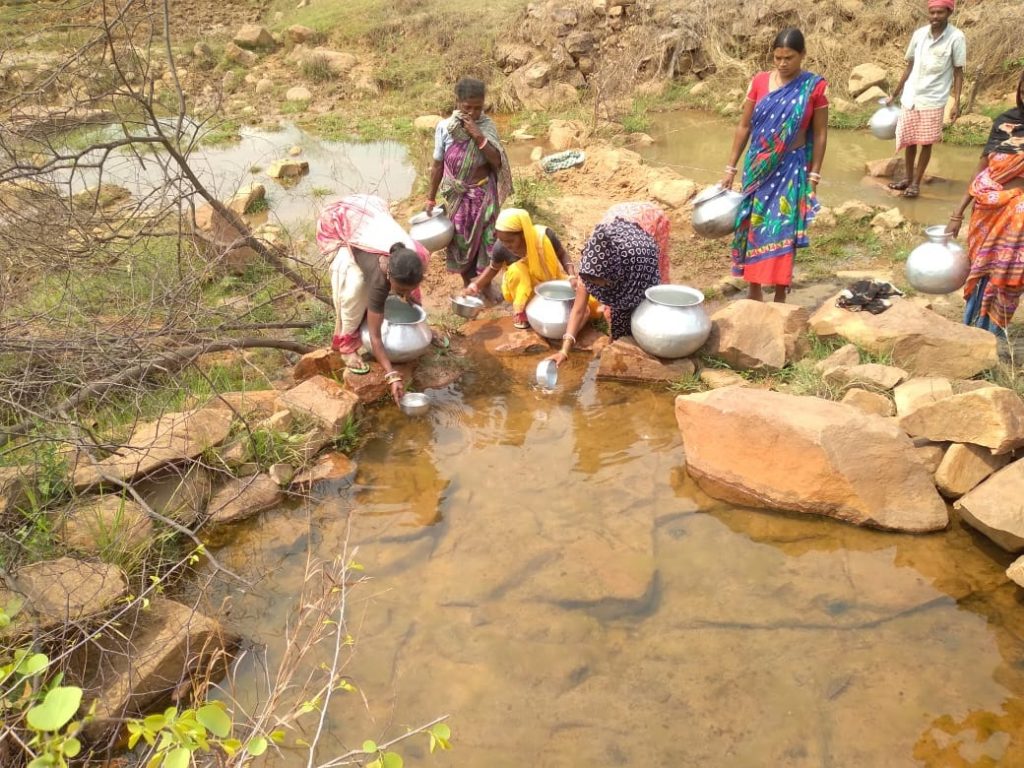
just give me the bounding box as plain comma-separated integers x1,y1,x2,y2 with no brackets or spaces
61,496,153,555
343,362,414,403
934,442,1011,498
841,387,894,416
135,465,215,527
226,184,265,217
304,48,357,76
647,177,697,209
815,343,860,374
267,159,309,179
278,375,359,434
894,377,953,417
704,300,809,372
206,389,282,420
293,349,344,382
11,558,127,624
413,115,443,133
1007,556,1024,589
912,438,947,473
871,207,906,232
548,118,586,151
223,42,257,68
699,368,748,389
855,85,888,104
810,294,998,378
824,363,908,391
461,316,550,356
848,63,887,96
675,388,948,532
865,156,905,179
233,24,274,50
597,337,696,382
291,452,357,489
286,24,316,44
73,409,232,490
899,386,1024,454
84,599,238,737
193,201,247,247
954,459,1024,551
285,86,311,102
205,474,282,527
834,200,875,221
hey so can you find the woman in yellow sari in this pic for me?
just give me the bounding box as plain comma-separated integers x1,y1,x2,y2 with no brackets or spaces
465,207,581,328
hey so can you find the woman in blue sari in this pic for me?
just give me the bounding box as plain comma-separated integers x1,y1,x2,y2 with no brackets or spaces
720,28,829,303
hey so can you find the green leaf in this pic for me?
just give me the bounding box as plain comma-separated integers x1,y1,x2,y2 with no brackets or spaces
247,736,268,756
381,751,403,768
431,724,451,740
367,761,382,768
269,729,286,744
17,653,49,677
362,740,378,753
143,713,166,732
27,757,55,768
196,703,232,738
163,747,191,768
62,737,82,757
26,686,83,732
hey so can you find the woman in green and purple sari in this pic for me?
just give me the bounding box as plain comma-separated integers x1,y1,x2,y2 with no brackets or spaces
720,28,829,303
425,78,513,286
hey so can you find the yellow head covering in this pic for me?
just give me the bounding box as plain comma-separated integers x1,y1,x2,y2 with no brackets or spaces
494,207,565,283
495,207,528,233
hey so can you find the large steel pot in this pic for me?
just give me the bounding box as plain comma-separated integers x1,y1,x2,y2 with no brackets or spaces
692,184,745,239
630,285,712,359
526,280,575,339
868,101,900,141
408,206,454,252
905,225,970,295
360,296,433,362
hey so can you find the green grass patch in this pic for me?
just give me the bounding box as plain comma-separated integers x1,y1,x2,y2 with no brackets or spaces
300,53,335,84
943,121,990,147
828,108,873,131
199,117,242,146
508,172,560,226
620,103,651,134
244,195,270,215
280,99,310,116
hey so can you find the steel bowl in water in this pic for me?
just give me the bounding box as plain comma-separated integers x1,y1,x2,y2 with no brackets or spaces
525,280,576,339
399,392,430,416
535,359,558,390
360,296,433,363
450,294,484,319
868,100,900,141
905,225,970,295
692,184,745,239
408,207,454,252
631,284,712,359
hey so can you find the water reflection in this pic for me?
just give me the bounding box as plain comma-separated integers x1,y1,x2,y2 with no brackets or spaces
205,350,1024,767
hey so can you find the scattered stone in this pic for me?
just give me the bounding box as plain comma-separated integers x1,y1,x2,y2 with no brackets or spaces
524,60,552,88
11,558,127,625
294,349,344,382
597,337,696,383
912,438,947,473
1007,556,1024,589
629,132,655,147
135,465,214,527
855,85,888,104
548,118,586,151
935,442,1011,498
343,362,412,403
841,387,894,417
675,388,948,532
814,343,860,374
255,78,274,95
223,42,257,68
72,184,131,209
809,293,998,378
647,177,697,209
304,48,357,76
814,206,837,228
848,62,887,97
530,146,543,162
565,30,596,55
226,183,265,217
953,379,999,393
899,386,1024,454
74,409,232,490
286,24,316,44
233,24,274,50
871,206,906,231
206,390,282,420
954,459,1024,551
699,369,749,389
193,201,247,245
704,299,809,372
193,42,213,61
893,377,953,417
206,474,282,528
268,463,295,486
414,115,443,133
835,200,875,221
278,375,359,435
460,316,551,356
285,85,311,102
291,452,357,489
495,42,534,69
865,156,904,178
267,159,309,179
222,70,240,93
689,81,708,97
831,97,856,114
61,496,153,555
824,363,908,391
84,599,238,737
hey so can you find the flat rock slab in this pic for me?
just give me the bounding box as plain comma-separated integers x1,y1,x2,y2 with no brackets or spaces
705,299,809,371
935,442,1011,498
825,363,908,391
291,452,357,489
954,458,1024,552
815,343,860,374
74,409,232,490
83,598,239,737
699,368,749,389
9,558,127,625
61,496,153,555
205,390,282,420
460,316,551,356
675,388,948,532
1007,556,1024,588
344,362,415,404
899,386,1024,454
278,374,359,434
912,438,948,474
809,294,998,378
597,336,696,383
841,387,894,417
135,465,214,527
206,473,282,527
894,377,953,417
293,348,344,382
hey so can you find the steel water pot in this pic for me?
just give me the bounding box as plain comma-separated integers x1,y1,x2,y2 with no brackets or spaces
905,225,970,295
691,184,745,239
408,206,454,252
360,296,433,362
630,285,712,359
526,280,576,339
868,100,900,141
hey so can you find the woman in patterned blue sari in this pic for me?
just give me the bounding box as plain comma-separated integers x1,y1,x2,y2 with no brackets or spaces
720,28,829,302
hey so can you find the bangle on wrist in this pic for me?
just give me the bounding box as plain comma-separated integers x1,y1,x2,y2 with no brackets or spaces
477,138,487,150
724,164,737,173
562,333,576,345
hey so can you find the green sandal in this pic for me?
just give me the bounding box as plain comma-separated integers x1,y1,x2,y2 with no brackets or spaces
343,353,370,375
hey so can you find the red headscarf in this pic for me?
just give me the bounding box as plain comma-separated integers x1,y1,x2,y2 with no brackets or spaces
927,0,954,10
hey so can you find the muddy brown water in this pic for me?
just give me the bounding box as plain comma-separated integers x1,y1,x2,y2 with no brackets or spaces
206,346,1024,767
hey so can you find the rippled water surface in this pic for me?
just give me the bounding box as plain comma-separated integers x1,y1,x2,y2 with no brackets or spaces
207,348,1024,767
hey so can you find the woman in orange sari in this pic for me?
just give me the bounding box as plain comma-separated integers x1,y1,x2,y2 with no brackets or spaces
948,70,1024,335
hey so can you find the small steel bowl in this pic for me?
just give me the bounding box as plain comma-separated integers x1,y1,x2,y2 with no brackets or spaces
535,359,558,390
451,294,484,319
399,392,430,416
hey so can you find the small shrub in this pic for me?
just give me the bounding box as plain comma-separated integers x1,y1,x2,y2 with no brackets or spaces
244,196,270,215
508,172,559,225
301,53,334,84
621,109,651,134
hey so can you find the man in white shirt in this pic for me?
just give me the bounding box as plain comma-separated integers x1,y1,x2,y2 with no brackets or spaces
885,0,966,198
